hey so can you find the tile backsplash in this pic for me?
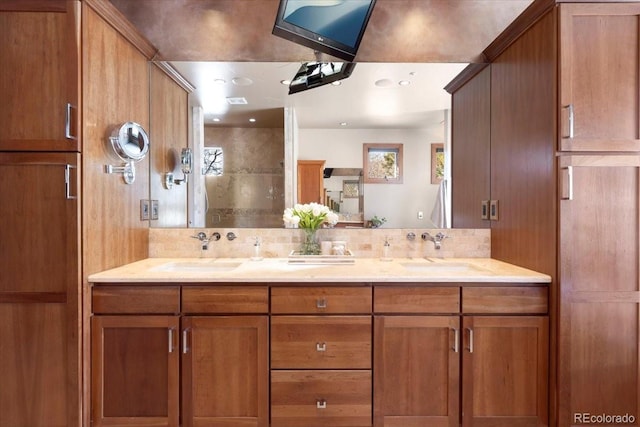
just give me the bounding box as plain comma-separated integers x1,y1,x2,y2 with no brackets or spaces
149,228,490,259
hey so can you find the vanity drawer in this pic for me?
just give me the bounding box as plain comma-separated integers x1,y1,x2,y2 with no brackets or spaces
92,285,180,314
182,286,268,313
271,286,372,314
374,286,460,313
271,316,371,369
462,286,548,314
271,370,372,427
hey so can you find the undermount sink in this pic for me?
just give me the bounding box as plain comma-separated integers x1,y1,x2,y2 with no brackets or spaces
399,261,486,273
152,260,243,273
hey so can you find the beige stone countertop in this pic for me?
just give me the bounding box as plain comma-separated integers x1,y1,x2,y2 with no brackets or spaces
88,257,551,284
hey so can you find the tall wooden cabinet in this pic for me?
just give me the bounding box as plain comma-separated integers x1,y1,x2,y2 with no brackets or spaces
450,2,640,426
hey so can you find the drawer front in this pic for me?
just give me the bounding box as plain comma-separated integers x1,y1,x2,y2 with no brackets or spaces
374,286,460,313
462,286,548,314
182,286,269,313
271,316,371,369
271,286,372,314
92,285,180,314
271,370,372,427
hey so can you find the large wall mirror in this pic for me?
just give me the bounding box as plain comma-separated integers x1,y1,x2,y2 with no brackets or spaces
151,61,467,229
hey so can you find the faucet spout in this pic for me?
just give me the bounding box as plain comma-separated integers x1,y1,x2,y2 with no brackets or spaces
421,232,449,250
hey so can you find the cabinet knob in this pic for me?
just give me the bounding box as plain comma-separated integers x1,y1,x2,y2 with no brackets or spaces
316,399,327,409
316,342,327,352
316,298,327,309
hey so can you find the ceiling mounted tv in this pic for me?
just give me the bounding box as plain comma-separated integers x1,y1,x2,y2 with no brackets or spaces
288,61,356,94
272,0,377,62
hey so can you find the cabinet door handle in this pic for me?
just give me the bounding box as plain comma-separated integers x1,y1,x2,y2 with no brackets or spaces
562,104,574,139
489,200,499,221
65,103,78,140
182,328,190,354
316,399,327,409
561,166,574,200
452,328,459,353
316,342,327,352
65,164,77,200
465,327,474,353
168,328,174,353
480,200,490,220
316,298,327,309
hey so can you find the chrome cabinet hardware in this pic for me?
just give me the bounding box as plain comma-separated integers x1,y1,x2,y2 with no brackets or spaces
316,298,327,309
316,342,327,352
65,164,77,200
489,200,499,221
168,328,175,353
562,104,575,139
481,200,490,220
182,328,190,354
561,166,574,200
452,328,459,353
316,399,327,409
65,103,77,140
465,328,474,353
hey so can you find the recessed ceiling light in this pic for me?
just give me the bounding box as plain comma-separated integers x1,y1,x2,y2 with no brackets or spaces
340,122,348,126
212,118,221,122
331,81,342,86
375,79,394,88
398,80,411,86
232,77,253,86
213,78,226,84
280,79,291,85
226,97,248,105
249,118,256,123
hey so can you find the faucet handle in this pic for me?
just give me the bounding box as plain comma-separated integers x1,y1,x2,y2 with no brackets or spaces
192,232,208,241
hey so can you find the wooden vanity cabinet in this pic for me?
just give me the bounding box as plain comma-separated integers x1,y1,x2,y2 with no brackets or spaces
181,286,269,427
373,284,549,427
270,285,372,427
91,286,181,427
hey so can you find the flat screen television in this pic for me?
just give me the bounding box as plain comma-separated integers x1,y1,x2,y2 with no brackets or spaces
272,0,377,62
288,61,356,94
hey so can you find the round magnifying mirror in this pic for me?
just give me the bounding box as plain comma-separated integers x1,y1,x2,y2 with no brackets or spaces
109,122,150,162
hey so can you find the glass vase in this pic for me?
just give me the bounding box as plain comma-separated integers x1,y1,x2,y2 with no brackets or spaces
300,228,321,255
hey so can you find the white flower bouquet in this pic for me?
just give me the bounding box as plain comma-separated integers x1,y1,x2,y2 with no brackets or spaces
282,203,339,230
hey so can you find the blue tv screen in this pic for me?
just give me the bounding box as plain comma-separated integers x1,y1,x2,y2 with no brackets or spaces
273,0,377,62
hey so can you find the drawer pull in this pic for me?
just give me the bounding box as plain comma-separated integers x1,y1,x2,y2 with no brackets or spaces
316,342,327,352
182,328,190,354
316,298,327,309
452,328,459,353
316,399,327,409
168,328,174,353
465,327,474,353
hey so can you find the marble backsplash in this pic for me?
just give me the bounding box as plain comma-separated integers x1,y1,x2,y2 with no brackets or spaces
149,228,491,259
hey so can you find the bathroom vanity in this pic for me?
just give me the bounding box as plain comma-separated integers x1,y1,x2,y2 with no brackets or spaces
89,258,549,427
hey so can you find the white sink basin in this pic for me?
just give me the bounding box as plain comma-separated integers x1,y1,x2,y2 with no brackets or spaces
152,260,243,273
399,261,485,273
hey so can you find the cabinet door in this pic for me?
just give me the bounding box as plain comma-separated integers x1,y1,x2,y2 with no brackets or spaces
373,316,460,427
462,316,548,427
451,65,491,229
0,1,80,151
558,155,640,426
0,152,79,426
182,316,269,427
559,3,640,151
91,316,179,427
297,160,325,204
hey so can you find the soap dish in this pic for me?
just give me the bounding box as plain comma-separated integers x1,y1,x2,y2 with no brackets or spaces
287,250,356,265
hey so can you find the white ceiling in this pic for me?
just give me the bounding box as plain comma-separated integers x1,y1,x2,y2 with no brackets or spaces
169,61,468,129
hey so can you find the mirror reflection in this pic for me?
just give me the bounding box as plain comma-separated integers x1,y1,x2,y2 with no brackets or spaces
161,61,467,229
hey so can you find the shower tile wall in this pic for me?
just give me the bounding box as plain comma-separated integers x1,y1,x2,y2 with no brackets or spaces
204,126,285,228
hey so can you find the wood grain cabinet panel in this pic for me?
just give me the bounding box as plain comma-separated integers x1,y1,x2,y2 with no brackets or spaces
91,315,180,427
182,285,269,313
297,160,325,204
271,370,372,427
271,315,371,369
374,315,460,427
374,286,460,313
92,285,180,314
462,286,548,314
462,316,548,427
181,315,269,427
271,286,372,314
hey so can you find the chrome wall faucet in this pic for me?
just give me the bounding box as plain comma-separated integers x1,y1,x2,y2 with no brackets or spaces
191,231,221,250
422,232,448,250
